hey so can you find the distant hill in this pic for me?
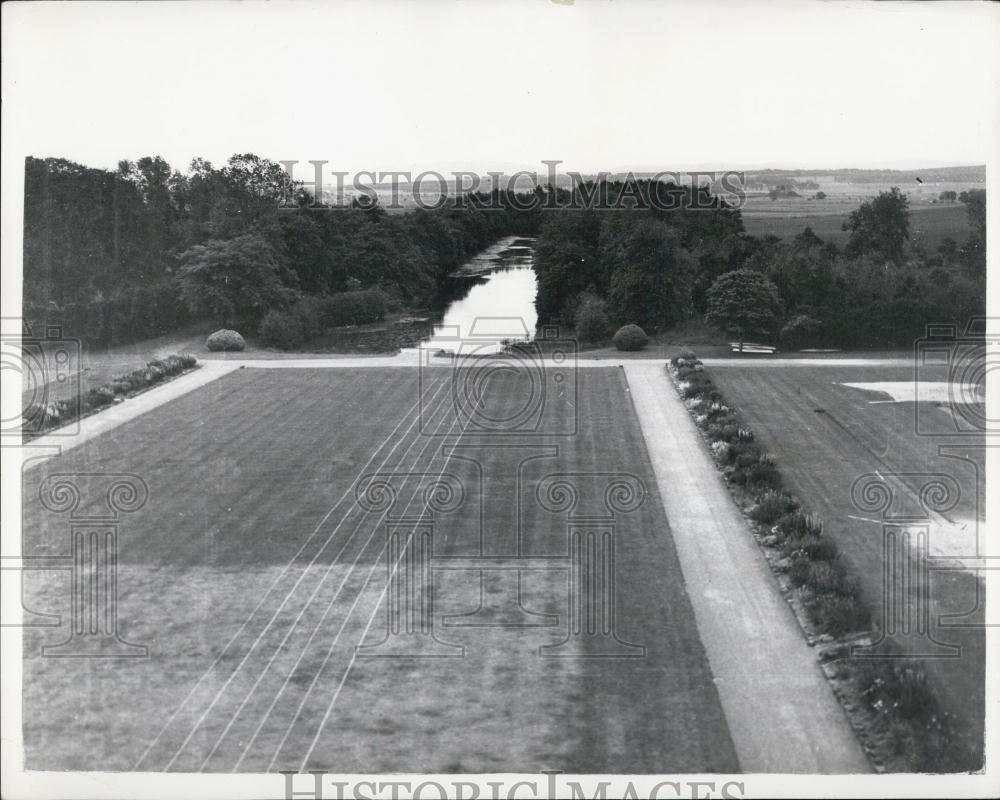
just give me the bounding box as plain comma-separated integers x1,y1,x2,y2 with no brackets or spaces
741,165,985,185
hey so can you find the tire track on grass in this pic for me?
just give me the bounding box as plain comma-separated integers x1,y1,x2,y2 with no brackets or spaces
136,373,448,770
194,381,466,771
292,371,484,773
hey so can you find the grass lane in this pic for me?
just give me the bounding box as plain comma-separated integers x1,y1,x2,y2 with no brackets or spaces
709,364,986,761
23,366,737,773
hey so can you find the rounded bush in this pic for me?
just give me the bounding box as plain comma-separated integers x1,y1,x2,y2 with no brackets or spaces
612,324,649,351
206,329,246,352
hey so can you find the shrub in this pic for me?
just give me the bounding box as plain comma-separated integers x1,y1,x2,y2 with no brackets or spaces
734,448,761,468
25,282,191,349
859,663,938,723
745,459,781,490
781,533,839,562
163,353,197,372
259,311,305,350
27,353,196,437
706,402,730,419
780,314,822,351
727,439,759,460
574,294,612,343
85,386,116,410
320,288,388,327
709,441,731,461
720,424,740,443
682,381,711,400
789,556,849,595
749,490,798,524
294,296,326,340
612,323,649,351
671,351,700,368
206,329,246,352
776,510,824,539
805,592,871,637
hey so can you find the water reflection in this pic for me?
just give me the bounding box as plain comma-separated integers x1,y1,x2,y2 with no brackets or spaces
420,236,538,354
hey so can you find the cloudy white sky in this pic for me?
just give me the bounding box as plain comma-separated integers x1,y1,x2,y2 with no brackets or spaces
2,0,999,174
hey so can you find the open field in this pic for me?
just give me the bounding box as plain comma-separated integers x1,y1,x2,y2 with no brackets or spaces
21,366,737,773
742,200,970,249
708,362,986,760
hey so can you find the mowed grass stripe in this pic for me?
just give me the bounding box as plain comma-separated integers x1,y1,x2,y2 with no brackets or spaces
291,402,479,773
29,368,446,770
708,364,985,758
152,373,458,771
200,383,470,772
25,367,737,773
294,368,737,773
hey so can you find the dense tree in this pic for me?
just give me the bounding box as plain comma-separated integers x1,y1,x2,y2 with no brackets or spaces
23,153,542,345
843,186,910,264
532,179,744,328
573,293,612,343
176,232,299,326
605,218,695,330
704,270,783,351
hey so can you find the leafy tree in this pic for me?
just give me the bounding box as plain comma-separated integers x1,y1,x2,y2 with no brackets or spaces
605,218,694,330
533,210,603,322
177,232,298,325
705,269,783,351
843,187,910,264
573,293,611,343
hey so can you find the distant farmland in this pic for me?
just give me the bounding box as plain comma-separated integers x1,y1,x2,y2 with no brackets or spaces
742,201,970,250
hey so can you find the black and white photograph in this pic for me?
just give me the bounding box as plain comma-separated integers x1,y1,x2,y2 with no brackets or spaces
1,1,998,798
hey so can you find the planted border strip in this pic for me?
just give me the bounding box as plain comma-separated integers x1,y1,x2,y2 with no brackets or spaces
667,351,977,773
24,353,199,438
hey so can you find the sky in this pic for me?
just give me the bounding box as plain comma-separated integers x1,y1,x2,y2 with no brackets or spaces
2,0,999,175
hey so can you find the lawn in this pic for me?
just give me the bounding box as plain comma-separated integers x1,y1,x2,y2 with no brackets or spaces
708,363,986,761
21,366,736,773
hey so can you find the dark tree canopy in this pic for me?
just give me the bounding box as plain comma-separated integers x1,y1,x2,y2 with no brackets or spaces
704,269,783,350
842,186,910,264
177,233,298,326
23,153,543,346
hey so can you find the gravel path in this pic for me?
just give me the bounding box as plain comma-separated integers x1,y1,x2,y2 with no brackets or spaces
623,361,870,773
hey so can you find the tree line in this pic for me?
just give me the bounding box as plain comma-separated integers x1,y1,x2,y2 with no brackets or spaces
533,180,986,349
23,154,541,345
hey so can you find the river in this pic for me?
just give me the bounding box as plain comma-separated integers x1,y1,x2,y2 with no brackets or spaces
419,236,538,355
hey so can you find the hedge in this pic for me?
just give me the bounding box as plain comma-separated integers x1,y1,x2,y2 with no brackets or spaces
24,282,191,348
259,288,389,350
667,351,976,771
23,353,197,438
